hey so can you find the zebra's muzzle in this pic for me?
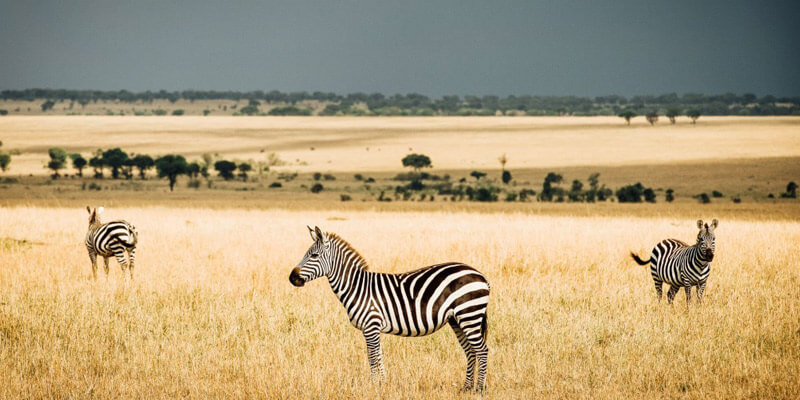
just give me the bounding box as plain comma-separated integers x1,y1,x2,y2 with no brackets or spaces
289,267,305,287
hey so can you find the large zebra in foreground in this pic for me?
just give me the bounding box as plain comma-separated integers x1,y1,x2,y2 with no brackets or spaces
631,219,718,305
289,226,491,392
85,206,138,280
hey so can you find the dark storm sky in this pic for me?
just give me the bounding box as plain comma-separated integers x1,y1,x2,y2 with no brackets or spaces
1,0,798,96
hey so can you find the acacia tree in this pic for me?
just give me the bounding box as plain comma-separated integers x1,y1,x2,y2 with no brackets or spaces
238,162,252,181
132,154,155,179
401,153,432,172
155,154,189,191
89,155,105,178
70,153,87,177
214,160,237,180
47,147,68,178
645,110,659,125
0,140,10,173
618,110,636,125
102,148,129,179
665,107,681,124
687,109,701,124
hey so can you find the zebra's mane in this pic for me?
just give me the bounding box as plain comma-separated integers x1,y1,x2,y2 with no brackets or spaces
327,233,370,271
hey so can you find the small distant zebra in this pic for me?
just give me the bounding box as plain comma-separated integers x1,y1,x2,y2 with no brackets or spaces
85,206,138,280
631,219,718,305
290,226,491,392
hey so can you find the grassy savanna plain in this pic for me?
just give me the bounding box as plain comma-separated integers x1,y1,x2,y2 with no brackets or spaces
0,208,799,399
0,116,799,398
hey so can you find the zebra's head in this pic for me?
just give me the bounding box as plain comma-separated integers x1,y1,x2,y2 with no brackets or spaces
86,206,104,226
290,226,331,287
696,219,718,261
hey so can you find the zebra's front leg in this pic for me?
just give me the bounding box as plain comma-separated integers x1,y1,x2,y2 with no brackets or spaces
449,319,476,391
697,281,707,304
363,327,386,380
666,285,680,305
684,286,692,306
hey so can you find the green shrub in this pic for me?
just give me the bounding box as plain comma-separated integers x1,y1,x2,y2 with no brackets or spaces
310,183,324,193
711,190,723,198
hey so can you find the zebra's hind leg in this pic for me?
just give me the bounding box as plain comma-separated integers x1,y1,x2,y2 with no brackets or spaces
666,285,680,305
449,318,476,391
127,247,136,280
653,279,663,301
362,326,386,380
89,252,98,280
103,256,111,277
113,249,129,280
457,313,489,392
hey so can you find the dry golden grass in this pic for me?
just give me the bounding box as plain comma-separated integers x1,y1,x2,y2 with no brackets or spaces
1,206,798,399
1,115,798,175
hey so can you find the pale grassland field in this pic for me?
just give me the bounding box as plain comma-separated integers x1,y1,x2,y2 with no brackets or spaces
0,116,799,398
1,207,799,399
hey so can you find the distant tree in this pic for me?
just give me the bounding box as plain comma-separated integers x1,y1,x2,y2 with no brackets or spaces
687,109,701,124
70,153,87,177
643,188,657,203
616,182,652,203
171,109,184,116
618,110,636,125
0,110,8,116
214,160,237,180
132,154,155,179
47,147,68,178
101,148,129,179
240,105,259,115
187,162,201,180
313,172,322,181
402,153,432,172
238,162,252,181
711,190,724,198
782,181,798,198
89,154,105,178
502,170,512,185
310,183,324,193
695,193,711,204
665,188,675,202
665,107,681,124
41,100,56,112
539,172,564,201
470,171,487,181
568,179,584,201
155,154,189,191
645,110,659,125
0,153,10,172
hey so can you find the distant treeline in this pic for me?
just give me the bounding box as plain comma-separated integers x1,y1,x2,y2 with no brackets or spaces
1,89,799,116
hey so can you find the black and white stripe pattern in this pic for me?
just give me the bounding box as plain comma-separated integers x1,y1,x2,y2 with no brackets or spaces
631,219,717,305
290,226,490,392
85,206,138,280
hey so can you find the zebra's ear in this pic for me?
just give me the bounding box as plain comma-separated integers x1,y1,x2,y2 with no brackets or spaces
696,219,704,229
710,219,718,229
314,226,325,243
307,225,316,241
86,206,91,214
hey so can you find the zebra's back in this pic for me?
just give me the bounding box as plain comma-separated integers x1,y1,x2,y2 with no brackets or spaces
373,262,490,337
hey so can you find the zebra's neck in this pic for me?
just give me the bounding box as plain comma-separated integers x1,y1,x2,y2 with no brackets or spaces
688,243,712,267
326,237,371,298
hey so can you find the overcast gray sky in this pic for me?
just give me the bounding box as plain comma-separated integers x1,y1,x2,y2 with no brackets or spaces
1,0,798,96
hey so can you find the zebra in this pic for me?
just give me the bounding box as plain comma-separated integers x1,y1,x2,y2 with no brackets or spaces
631,219,717,305
289,226,491,392
85,206,138,280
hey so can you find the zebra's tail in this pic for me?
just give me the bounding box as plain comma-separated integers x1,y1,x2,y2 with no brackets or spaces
481,310,488,340
630,252,651,266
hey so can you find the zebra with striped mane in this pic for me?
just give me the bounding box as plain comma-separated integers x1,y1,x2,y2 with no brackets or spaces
85,206,138,280
289,226,491,392
631,219,718,305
